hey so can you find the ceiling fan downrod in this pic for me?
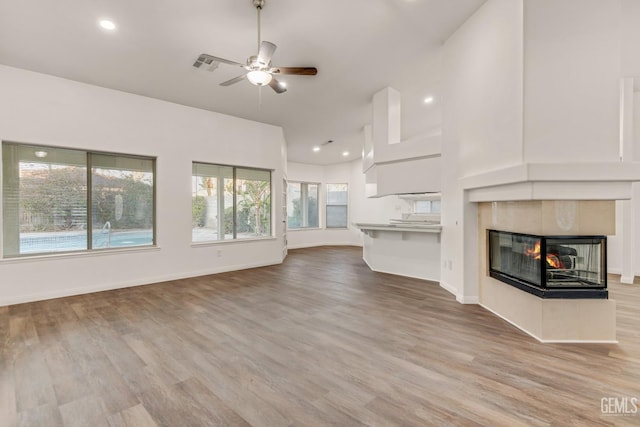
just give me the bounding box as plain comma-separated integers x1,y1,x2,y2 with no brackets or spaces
253,0,265,51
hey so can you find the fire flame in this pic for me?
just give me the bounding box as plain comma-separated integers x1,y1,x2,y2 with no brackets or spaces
525,241,541,259
525,241,563,269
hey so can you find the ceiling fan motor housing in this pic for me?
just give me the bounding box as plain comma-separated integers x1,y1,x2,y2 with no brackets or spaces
192,0,315,94
248,55,270,70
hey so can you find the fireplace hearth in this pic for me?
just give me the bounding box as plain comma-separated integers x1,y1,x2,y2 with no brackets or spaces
488,230,607,299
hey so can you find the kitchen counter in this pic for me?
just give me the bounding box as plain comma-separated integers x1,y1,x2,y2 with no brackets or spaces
354,222,441,282
354,222,442,233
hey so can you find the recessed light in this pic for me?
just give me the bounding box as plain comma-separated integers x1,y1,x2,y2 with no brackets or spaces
424,96,434,104
34,150,48,158
313,146,320,152
99,19,116,31
342,151,349,157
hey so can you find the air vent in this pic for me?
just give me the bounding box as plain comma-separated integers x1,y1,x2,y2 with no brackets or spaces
193,54,219,72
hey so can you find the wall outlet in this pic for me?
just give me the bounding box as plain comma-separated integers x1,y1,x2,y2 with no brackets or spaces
217,249,222,258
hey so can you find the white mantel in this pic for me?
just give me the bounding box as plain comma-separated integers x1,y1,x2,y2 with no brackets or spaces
460,162,640,202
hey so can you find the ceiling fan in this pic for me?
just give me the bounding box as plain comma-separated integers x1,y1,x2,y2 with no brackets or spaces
193,0,318,94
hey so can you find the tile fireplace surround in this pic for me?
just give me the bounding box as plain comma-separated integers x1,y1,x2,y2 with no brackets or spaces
478,201,617,343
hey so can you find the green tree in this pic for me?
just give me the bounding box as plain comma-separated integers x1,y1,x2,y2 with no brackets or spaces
20,167,86,231
93,175,153,229
288,195,318,228
237,180,271,236
192,195,207,228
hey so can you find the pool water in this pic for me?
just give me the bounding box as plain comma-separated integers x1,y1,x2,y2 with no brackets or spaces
20,230,153,254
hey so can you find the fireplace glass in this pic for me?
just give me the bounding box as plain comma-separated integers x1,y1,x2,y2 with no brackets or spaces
488,230,607,299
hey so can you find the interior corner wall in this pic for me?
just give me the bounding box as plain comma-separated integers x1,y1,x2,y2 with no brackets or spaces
523,0,621,163
286,160,411,249
440,0,524,301
285,161,359,248
0,65,286,306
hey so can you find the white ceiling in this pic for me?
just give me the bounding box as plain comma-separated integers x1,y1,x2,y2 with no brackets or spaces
0,0,485,165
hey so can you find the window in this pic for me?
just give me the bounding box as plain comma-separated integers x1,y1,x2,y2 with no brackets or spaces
2,142,155,257
415,200,441,214
192,163,271,242
287,182,319,229
326,183,348,228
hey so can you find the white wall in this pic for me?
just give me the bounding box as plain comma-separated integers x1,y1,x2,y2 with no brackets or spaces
286,160,411,249
605,0,640,279
447,0,524,178
620,0,640,280
0,65,286,306
622,0,640,76
441,0,524,302
523,0,621,163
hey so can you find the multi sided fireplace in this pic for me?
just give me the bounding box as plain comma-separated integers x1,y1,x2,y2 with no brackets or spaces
488,230,607,299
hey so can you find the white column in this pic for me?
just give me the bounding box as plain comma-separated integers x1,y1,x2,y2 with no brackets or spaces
619,78,636,284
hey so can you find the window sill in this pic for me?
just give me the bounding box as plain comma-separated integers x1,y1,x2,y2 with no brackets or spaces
1,245,161,264
287,228,322,232
191,236,278,247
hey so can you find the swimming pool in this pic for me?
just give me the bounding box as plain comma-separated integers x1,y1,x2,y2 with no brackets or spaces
19,229,153,254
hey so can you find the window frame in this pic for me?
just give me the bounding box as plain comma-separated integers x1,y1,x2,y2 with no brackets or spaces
325,183,348,229
2,141,157,258
191,161,273,243
286,181,321,231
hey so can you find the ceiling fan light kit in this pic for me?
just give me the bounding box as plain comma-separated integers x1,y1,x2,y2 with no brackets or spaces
247,70,272,86
193,0,317,94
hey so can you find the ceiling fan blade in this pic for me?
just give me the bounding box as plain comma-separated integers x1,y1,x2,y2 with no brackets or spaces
270,67,318,76
268,77,287,94
193,53,244,69
257,41,277,65
220,74,247,86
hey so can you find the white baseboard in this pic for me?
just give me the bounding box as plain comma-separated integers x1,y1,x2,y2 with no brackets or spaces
439,280,458,298
620,275,635,284
287,242,362,250
0,259,283,307
457,295,479,304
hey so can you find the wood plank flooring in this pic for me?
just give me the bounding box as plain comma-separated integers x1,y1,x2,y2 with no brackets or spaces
1,246,639,426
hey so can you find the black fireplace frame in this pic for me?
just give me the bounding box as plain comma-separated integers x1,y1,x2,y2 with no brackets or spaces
488,229,608,299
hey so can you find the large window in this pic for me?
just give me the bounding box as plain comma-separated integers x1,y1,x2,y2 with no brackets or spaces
287,182,319,229
2,142,155,257
326,183,348,228
192,163,271,242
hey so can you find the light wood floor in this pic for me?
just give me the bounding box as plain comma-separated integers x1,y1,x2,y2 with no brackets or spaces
1,246,639,426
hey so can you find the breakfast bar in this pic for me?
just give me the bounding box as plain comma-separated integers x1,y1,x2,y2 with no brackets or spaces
355,222,442,282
